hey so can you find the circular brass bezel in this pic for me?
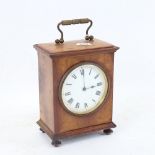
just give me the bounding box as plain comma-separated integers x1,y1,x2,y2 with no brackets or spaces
58,62,110,116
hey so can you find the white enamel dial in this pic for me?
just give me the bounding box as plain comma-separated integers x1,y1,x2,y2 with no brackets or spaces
60,63,108,115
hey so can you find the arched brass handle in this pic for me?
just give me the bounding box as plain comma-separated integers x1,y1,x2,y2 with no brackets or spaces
55,18,94,44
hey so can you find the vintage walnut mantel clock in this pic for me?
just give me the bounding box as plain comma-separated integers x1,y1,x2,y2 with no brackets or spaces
34,18,119,147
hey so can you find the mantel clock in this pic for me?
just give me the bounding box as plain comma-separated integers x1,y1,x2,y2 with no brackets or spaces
34,18,119,147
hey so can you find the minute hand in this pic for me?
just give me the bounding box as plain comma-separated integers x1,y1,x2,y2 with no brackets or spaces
81,68,86,90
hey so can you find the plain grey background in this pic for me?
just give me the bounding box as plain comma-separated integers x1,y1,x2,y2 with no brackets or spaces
0,0,155,154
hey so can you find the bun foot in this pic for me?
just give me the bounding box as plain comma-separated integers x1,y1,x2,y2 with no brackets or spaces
40,128,45,133
52,139,61,147
103,129,113,135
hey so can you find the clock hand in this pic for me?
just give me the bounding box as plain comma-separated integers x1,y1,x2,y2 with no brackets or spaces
83,75,86,89
82,76,86,91
86,82,102,90
81,68,86,91
85,85,96,90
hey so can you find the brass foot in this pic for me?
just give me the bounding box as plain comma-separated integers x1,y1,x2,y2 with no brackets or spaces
40,128,45,133
103,129,113,135
52,139,61,147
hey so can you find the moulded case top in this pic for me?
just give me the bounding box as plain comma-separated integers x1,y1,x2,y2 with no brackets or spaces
34,38,119,57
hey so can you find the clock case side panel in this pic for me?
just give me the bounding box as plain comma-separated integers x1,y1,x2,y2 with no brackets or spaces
52,50,116,135
34,46,56,134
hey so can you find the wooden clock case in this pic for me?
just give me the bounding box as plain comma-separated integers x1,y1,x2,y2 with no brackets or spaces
34,39,119,146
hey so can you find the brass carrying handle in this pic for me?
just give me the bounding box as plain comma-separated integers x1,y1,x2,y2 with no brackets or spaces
55,18,94,44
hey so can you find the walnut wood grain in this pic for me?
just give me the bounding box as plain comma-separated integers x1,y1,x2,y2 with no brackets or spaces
37,50,55,132
34,38,119,142
52,53,114,133
34,39,119,56
37,119,116,139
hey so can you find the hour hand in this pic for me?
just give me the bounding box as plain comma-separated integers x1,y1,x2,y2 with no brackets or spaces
86,85,96,90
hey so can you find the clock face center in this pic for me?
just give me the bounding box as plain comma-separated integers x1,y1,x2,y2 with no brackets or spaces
60,63,109,115
82,87,86,91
